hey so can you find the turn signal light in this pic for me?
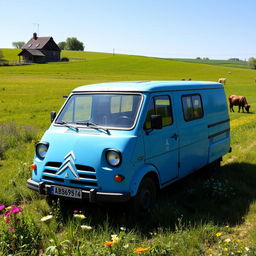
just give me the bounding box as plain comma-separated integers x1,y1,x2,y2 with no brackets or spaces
30,164,37,171
114,174,125,183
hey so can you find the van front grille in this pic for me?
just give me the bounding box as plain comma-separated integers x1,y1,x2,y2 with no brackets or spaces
42,162,98,189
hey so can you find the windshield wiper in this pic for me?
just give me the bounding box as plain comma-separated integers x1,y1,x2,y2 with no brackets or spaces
75,121,110,134
55,121,78,132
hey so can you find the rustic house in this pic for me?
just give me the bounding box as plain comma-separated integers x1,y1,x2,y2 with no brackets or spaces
18,33,61,63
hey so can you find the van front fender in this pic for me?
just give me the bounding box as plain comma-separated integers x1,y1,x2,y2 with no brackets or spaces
129,165,160,197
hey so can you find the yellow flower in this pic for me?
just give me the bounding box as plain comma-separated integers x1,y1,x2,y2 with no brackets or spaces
81,225,92,230
111,234,120,244
41,215,53,222
223,248,228,251
134,247,150,254
73,214,86,219
215,232,222,237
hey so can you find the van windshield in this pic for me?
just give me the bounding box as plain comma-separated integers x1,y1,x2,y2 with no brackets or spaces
55,94,142,129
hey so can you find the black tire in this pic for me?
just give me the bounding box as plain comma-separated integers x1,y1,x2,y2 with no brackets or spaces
129,177,157,215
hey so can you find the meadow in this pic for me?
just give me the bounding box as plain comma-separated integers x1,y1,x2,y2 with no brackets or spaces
0,49,256,255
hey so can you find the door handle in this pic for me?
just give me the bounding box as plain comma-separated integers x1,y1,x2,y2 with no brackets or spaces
171,133,178,140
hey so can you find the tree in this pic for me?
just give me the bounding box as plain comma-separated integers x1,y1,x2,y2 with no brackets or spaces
58,41,67,50
12,41,25,49
65,37,84,51
248,57,256,69
0,50,4,62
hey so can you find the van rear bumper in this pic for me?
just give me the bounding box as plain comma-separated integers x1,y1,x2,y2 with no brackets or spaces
27,179,130,203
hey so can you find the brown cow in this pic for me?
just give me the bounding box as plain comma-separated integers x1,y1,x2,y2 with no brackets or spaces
218,78,227,85
228,95,250,113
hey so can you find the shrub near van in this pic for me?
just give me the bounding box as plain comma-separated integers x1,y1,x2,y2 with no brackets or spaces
27,81,231,213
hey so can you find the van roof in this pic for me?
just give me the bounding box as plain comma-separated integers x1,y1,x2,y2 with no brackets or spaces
73,81,223,93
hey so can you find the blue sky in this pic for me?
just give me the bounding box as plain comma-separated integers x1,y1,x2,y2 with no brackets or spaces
0,0,255,59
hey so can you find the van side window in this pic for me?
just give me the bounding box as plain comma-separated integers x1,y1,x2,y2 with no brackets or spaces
144,95,172,129
182,94,203,121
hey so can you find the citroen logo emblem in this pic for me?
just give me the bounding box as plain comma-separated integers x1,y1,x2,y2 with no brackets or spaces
56,151,79,180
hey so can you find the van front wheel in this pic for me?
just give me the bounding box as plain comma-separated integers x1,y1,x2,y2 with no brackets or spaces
130,177,157,215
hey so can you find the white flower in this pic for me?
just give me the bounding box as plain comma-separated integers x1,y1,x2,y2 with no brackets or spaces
41,215,53,222
73,214,86,219
120,227,126,231
81,225,92,230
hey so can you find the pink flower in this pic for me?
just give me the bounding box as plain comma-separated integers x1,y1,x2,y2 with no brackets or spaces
11,207,22,214
0,205,5,211
5,219,11,224
74,210,79,213
4,212,10,217
8,227,14,231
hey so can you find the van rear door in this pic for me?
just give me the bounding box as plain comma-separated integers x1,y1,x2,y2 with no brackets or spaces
143,94,179,185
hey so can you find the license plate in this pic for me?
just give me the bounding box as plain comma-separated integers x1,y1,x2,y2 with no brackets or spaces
51,185,82,199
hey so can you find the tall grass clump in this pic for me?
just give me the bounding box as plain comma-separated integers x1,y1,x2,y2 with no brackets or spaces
0,121,37,159
0,205,42,255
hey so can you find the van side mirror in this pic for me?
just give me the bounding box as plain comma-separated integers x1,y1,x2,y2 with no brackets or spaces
151,115,163,129
51,111,56,123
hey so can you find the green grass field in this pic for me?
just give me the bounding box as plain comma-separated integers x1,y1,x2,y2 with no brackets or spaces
0,49,256,255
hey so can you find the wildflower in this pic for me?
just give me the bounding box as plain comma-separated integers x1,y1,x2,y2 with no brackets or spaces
120,227,126,231
134,247,150,254
11,207,22,214
73,214,86,219
41,215,53,222
4,212,10,217
5,219,11,224
111,234,120,244
0,205,5,211
224,238,231,243
123,244,129,249
73,210,79,214
105,241,113,247
223,248,228,252
245,247,250,251
8,227,14,231
81,225,92,230
215,232,222,237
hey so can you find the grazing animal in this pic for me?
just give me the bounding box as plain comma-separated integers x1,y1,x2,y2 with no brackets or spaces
181,78,192,81
228,95,250,113
218,78,227,85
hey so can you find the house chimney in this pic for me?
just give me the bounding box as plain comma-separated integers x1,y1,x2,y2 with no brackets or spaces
33,32,38,40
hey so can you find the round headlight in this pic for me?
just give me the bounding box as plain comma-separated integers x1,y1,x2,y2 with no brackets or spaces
106,149,122,167
36,142,49,159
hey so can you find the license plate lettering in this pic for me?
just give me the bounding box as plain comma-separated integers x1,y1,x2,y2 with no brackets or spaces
52,186,82,199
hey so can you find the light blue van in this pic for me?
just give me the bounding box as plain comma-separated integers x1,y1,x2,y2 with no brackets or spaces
27,81,231,212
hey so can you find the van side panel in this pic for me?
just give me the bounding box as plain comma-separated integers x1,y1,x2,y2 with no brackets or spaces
173,90,209,178
205,88,230,163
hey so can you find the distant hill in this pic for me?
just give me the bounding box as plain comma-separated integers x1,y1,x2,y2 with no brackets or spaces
167,58,249,69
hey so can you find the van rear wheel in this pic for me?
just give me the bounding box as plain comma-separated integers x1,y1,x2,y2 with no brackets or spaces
129,177,157,215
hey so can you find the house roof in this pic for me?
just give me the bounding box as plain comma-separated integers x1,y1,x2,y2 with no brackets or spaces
18,49,45,57
22,33,60,51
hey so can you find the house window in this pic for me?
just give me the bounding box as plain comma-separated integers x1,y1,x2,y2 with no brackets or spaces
182,94,203,121
144,95,173,129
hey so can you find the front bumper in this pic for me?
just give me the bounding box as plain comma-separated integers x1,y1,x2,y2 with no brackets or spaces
27,178,130,203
